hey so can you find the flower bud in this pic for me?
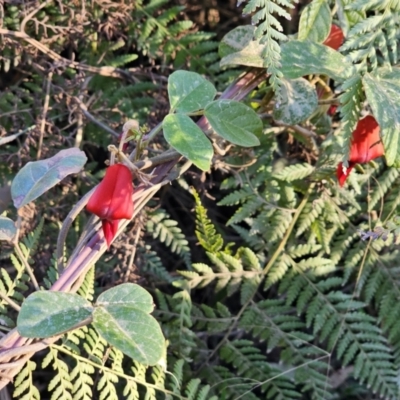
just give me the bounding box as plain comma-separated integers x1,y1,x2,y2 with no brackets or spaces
86,164,134,247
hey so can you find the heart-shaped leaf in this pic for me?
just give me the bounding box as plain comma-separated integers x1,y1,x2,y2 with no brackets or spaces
204,100,261,147
281,40,353,82
11,148,87,209
17,292,93,338
273,78,318,125
93,283,165,366
168,70,216,113
96,282,154,313
163,113,213,171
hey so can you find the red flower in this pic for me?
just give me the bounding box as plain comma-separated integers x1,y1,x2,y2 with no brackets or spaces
327,104,338,116
337,115,384,186
86,164,134,247
323,24,344,50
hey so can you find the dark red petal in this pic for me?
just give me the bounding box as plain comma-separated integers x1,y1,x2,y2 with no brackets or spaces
337,162,355,187
349,115,383,164
323,24,344,50
102,219,119,248
327,105,337,116
86,164,134,220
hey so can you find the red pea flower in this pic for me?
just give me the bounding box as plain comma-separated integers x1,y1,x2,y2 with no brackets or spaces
327,104,338,116
323,24,344,50
86,164,134,248
337,115,384,187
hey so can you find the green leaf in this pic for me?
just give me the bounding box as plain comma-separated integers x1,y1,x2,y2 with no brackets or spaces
298,0,331,43
17,292,93,338
273,163,315,182
11,148,87,209
204,100,261,147
93,283,165,366
168,70,216,113
281,40,353,82
219,25,265,68
96,282,154,313
0,216,16,241
163,113,213,171
363,69,400,166
273,78,318,125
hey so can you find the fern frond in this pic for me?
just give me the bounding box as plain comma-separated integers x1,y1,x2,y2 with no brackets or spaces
77,266,95,302
242,0,295,90
284,273,398,398
70,358,95,400
0,256,29,327
122,380,140,400
368,167,399,211
220,339,300,400
108,53,138,68
109,347,124,374
173,289,193,328
232,223,267,252
263,209,293,243
153,290,199,357
203,365,256,400
264,253,293,290
193,189,224,253
13,361,40,400
296,200,324,236
311,218,330,254
341,6,400,68
97,371,119,400
239,299,330,398
83,327,108,364
180,248,262,297
348,0,393,12
168,359,184,393
227,197,263,225
133,2,220,74
273,163,314,182
42,347,73,400
192,302,233,333
146,209,191,259
218,187,252,206
43,252,59,289
140,246,173,283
